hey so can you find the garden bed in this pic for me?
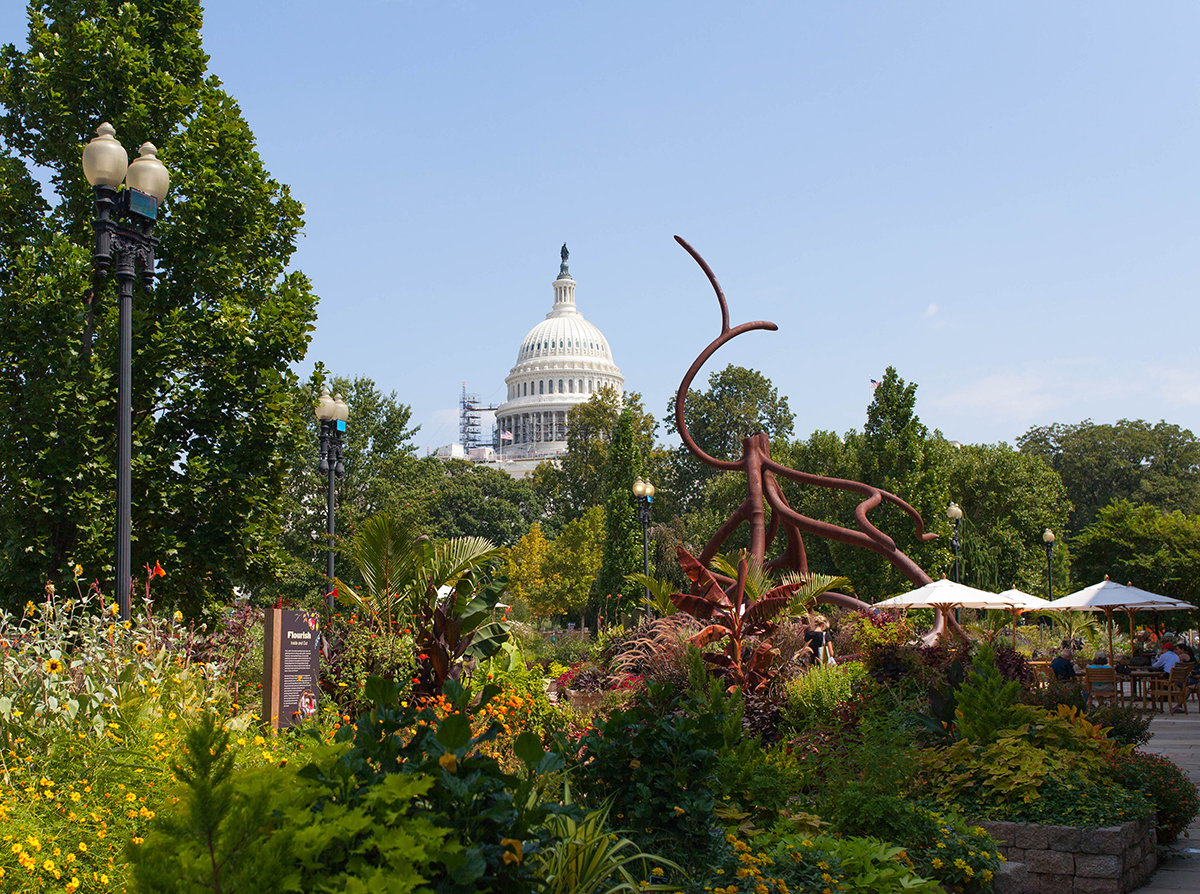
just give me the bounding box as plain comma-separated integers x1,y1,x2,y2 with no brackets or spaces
978,817,1156,894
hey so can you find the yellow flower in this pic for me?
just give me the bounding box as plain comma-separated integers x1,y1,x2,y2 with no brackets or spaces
500,838,523,865
172,610,183,623
134,641,148,656
43,658,65,675
439,752,458,772
931,857,943,869
43,858,55,872
108,603,119,617
651,867,665,877
126,792,137,802
73,564,83,578
77,843,87,852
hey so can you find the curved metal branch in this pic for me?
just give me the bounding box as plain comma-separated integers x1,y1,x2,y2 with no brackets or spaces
673,236,778,472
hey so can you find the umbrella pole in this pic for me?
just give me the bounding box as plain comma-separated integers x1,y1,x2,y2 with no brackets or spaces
1127,609,1135,653
1105,608,1114,663
1011,609,1018,650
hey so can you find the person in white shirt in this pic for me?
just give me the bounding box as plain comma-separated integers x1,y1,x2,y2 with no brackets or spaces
1150,641,1181,674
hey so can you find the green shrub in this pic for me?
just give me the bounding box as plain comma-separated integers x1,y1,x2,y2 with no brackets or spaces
1114,751,1200,843
827,791,1001,893
780,661,867,733
714,740,809,823
1087,704,1152,747
922,705,1120,809
573,681,726,861
324,620,415,713
958,772,1151,829
316,676,572,892
129,714,450,892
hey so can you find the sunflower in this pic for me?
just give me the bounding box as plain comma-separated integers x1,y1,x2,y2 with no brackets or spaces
133,641,148,656
43,658,64,675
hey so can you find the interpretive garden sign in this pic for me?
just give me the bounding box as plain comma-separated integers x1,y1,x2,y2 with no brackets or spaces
262,608,321,729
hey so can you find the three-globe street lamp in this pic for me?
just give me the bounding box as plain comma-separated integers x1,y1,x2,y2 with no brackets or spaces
315,389,349,612
632,477,655,610
946,502,963,584
1043,528,1056,602
82,122,171,622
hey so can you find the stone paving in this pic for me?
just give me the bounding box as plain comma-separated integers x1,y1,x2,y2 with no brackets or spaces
1131,710,1200,892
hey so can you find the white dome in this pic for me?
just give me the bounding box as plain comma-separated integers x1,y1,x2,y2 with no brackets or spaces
515,312,615,365
494,247,623,459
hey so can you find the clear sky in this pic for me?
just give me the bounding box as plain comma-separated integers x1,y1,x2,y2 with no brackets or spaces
6,2,1199,453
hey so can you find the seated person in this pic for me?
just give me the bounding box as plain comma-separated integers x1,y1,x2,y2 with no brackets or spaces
1175,642,1196,663
1150,640,1181,674
1086,654,1115,695
1050,647,1077,680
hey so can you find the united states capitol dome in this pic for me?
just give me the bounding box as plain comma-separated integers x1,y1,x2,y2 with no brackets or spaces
494,245,624,458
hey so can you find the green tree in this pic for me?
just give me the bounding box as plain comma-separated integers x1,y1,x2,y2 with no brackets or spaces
504,522,550,612
828,368,951,601
1073,500,1200,610
665,364,795,512
0,0,317,614
594,408,646,617
275,370,426,605
1018,419,1200,532
946,443,1072,594
542,505,605,623
531,387,658,532
424,458,538,545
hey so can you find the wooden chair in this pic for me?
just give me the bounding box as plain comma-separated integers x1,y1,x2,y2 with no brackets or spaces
1147,663,1194,714
1029,661,1054,690
1084,666,1120,707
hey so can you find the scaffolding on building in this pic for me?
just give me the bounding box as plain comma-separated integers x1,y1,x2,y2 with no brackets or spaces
459,383,498,451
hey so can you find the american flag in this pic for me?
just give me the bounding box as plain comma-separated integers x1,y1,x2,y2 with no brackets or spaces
500,430,513,441
870,379,880,390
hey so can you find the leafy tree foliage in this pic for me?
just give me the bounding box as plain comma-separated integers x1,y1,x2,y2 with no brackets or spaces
424,458,538,545
595,408,646,615
504,508,605,623
275,371,425,605
665,364,795,512
946,443,1072,594
0,0,318,613
504,523,551,612
1073,500,1200,610
811,367,950,602
541,506,604,622
1018,419,1200,532
531,387,657,533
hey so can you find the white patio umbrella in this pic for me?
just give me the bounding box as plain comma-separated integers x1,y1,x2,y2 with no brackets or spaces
874,578,1002,611
1049,578,1193,660
990,588,1056,648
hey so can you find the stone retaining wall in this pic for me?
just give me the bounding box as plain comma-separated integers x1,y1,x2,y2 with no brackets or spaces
978,817,1156,894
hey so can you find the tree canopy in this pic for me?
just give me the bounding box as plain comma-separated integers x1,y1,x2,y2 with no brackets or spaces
0,0,317,614
1018,419,1200,532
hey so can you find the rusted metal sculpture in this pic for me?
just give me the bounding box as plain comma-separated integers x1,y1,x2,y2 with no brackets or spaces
673,236,959,640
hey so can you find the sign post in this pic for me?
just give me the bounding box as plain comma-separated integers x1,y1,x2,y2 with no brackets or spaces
263,608,321,730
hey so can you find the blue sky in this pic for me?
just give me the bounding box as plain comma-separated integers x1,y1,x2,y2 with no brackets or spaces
6,2,1200,453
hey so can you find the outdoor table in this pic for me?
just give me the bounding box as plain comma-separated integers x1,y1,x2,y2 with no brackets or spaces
1119,669,1163,708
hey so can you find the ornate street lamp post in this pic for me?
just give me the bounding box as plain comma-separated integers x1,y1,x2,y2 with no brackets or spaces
82,122,170,622
632,477,655,609
1043,528,1056,602
315,389,349,611
947,502,963,584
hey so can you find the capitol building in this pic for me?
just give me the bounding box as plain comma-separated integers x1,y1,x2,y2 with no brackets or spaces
491,245,623,473
438,246,623,478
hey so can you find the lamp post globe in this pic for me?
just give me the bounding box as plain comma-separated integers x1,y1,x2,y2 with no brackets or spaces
82,121,169,622
947,502,963,584
632,478,655,612
1042,528,1055,601
317,389,349,612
